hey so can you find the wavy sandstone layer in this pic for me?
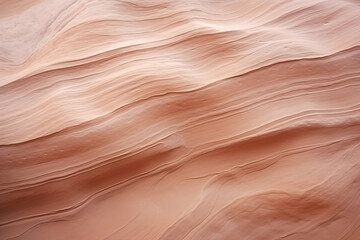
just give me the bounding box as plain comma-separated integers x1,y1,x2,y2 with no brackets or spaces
1,0,360,239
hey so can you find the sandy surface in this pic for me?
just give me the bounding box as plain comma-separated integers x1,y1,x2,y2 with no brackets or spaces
1,0,360,239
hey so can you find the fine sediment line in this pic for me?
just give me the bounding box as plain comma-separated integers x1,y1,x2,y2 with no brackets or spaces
1,0,360,239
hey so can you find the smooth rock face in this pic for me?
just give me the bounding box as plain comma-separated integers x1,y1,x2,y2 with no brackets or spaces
1,0,360,239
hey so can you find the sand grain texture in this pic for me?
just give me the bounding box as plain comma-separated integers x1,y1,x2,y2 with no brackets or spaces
1,0,360,239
